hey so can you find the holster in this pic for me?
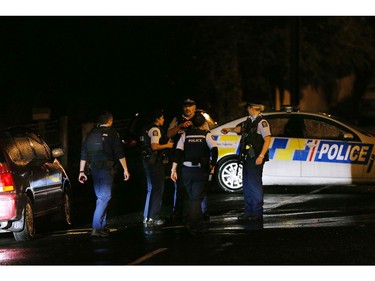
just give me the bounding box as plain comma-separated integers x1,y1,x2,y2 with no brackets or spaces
247,145,256,158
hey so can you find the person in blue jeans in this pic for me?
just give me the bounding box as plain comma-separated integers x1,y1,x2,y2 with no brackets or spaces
79,110,130,237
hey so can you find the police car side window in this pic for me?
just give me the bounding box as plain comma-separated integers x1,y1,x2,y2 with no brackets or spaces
304,119,347,140
267,117,289,137
28,134,50,162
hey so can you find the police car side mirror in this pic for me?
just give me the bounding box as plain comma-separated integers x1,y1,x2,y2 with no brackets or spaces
342,133,354,140
52,148,64,158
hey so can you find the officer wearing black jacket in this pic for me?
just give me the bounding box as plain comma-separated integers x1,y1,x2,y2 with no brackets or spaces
170,113,218,234
79,110,130,237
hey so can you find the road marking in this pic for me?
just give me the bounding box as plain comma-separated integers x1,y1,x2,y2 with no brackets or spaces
49,228,118,237
266,185,332,210
128,248,168,265
161,225,185,229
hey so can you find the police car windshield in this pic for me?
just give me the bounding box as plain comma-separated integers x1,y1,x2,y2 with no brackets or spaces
195,110,218,130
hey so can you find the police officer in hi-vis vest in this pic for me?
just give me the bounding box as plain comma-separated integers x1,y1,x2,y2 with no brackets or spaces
221,102,271,222
167,98,210,223
141,109,174,226
170,113,218,234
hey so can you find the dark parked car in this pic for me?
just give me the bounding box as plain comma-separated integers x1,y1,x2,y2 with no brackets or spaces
0,127,72,241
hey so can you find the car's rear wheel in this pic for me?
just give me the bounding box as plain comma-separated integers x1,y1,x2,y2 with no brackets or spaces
215,156,243,193
13,197,35,241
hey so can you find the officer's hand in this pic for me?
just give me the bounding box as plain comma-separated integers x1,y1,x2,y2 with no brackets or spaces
221,128,229,134
166,139,174,148
124,170,130,181
170,170,178,182
78,173,87,184
255,156,263,166
210,165,215,174
181,121,192,128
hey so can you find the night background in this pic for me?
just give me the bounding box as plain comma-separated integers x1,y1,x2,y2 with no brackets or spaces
2,16,375,167
3,16,375,124
3,9,375,272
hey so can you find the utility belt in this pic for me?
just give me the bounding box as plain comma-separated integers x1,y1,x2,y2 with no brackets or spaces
183,161,202,168
143,152,169,165
243,144,268,161
91,160,114,169
245,144,256,158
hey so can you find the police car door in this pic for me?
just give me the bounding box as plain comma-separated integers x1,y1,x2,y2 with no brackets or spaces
300,116,365,184
264,115,302,181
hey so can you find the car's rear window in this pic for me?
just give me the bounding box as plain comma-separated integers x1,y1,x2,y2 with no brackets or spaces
0,130,49,167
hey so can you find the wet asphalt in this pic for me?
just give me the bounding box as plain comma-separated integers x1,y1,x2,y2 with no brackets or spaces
69,176,375,266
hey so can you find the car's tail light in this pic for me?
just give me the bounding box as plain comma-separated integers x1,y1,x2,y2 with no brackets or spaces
0,163,16,220
0,194,16,220
0,163,15,192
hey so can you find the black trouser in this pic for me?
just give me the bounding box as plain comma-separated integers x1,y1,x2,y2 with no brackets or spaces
143,159,165,220
181,166,209,229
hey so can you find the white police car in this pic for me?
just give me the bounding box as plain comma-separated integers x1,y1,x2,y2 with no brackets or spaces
210,108,375,193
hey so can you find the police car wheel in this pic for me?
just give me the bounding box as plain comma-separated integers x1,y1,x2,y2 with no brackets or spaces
215,156,243,193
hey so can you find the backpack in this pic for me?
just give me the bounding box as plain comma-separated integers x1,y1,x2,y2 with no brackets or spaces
86,128,106,158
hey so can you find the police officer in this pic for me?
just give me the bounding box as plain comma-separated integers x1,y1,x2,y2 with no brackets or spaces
79,110,130,237
142,109,174,226
221,102,271,221
170,113,218,234
167,98,210,223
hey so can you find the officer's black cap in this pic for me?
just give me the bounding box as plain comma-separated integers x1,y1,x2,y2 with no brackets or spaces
244,101,263,109
183,98,196,106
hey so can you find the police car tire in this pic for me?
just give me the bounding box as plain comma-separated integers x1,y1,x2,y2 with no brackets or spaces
215,156,243,193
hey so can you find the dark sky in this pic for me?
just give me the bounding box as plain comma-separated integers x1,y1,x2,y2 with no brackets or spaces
1,17,196,123
1,13,368,124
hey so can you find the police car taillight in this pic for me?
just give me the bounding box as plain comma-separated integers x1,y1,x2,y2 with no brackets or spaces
0,163,15,192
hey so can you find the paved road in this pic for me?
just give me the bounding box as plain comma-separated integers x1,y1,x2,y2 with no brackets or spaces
2,183,375,267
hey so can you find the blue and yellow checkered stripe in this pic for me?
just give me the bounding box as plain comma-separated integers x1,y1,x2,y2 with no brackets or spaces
215,135,373,165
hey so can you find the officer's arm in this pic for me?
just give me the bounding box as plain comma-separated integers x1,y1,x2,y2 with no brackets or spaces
221,125,241,134
151,141,173,151
210,147,218,166
118,157,130,181
170,148,184,182
258,120,272,159
167,117,180,138
172,148,184,166
258,135,271,159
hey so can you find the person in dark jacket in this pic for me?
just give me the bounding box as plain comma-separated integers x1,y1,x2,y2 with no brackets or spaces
170,113,218,234
79,110,130,237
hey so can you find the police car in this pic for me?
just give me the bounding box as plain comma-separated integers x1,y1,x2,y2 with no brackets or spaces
210,107,375,193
